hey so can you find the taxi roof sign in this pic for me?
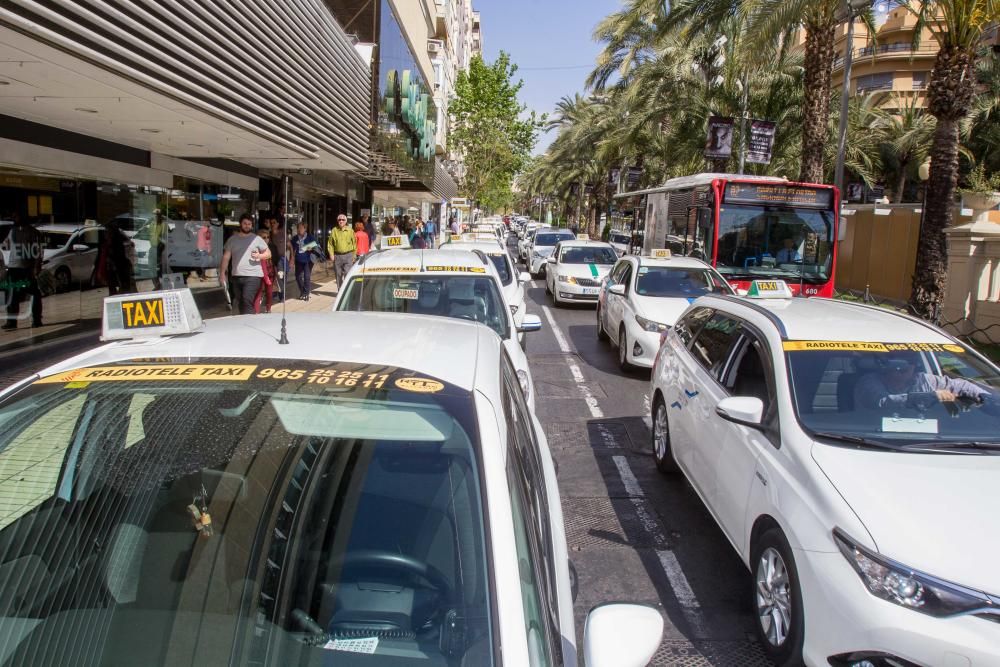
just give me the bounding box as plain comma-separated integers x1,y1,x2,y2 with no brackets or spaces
576,233,590,241
746,280,794,299
650,249,672,259
102,288,203,341
380,234,410,250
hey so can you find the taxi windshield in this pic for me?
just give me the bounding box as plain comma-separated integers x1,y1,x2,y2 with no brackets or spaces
559,247,617,265
534,233,573,247
0,361,494,665
339,274,511,339
786,344,1000,450
635,267,733,298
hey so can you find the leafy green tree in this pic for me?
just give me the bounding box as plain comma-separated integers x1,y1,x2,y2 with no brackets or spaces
449,53,543,210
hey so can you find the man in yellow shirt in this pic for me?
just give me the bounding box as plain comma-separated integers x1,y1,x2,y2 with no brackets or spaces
327,214,357,288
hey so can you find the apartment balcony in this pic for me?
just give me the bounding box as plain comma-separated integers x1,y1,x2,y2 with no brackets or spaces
833,42,938,72
434,0,450,40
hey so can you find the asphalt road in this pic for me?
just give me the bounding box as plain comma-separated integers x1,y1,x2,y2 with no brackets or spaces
512,239,775,666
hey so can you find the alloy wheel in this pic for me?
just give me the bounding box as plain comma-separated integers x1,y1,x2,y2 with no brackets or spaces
755,546,792,648
654,404,668,460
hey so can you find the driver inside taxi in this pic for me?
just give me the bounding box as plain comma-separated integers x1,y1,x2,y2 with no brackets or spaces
854,354,990,409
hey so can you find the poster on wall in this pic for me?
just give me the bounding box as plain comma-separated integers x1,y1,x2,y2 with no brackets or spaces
745,119,777,165
704,116,734,159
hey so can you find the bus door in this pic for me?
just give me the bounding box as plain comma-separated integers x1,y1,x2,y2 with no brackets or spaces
684,206,714,261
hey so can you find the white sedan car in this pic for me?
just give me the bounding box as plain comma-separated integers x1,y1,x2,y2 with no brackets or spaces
528,229,576,277
650,280,1000,667
0,289,663,667
334,248,541,407
544,240,617,307
597,253,734,370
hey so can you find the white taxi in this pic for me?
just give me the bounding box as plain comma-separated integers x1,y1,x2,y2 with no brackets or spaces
543,238,617,307
597,250,734,370
443,236,531,334
527,228,576,277
517,226,540,262
332,247,541,407
0,290,662,667
650,280,1000,667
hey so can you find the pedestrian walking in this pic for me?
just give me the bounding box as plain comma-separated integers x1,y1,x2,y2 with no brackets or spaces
410,220,427,249
97,218,136,296
354,222,370,256
219,213,271,315
150,209,171,290
385,218,402,237
327,214,357,288
195,222,212,280
424,217,436,248
363,214,377,247
1,213,44,329
450,216,460,236
267,217,289,302
254,228,276,313
290,222,317,301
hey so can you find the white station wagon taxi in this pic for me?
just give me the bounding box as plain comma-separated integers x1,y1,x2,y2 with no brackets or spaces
650,280,1000,667
0,290,663,667
332,246,542,407
597,250,734,370
544,237,618,307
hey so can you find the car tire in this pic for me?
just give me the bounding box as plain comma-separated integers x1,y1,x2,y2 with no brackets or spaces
651,397,677,473
54,266,72,293
545,279,552,295
618,327,632,371
751,527,806,667
597,307,609,341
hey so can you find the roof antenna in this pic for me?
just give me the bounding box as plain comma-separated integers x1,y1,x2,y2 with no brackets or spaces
278,175,290,344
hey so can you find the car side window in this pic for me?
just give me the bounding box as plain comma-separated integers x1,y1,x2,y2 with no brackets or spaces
674,307,713,347
619,265,633,294
609,261,626,284
724,328,781,445
501,356,561,665
690,313,741,380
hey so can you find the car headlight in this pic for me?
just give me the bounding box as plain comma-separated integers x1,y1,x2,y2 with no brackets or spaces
516,369,531,401
834,529,994,617
635,314,669,333
558,275,577,284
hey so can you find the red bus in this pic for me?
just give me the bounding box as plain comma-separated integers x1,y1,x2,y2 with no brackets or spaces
615,174,839,297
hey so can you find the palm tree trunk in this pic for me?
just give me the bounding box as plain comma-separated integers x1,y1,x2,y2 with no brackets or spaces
909,44,975,319
799,19,837,184
895,168,907,204
910,119,959,319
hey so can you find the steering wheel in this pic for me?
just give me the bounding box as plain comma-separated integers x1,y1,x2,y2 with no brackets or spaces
336,549,453,599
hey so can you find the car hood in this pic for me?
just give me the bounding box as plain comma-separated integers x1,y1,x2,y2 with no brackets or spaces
559,264,613,279
632,295,693,327
812,443,1000,594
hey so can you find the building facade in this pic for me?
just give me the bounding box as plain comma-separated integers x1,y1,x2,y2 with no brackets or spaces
0,0,369,345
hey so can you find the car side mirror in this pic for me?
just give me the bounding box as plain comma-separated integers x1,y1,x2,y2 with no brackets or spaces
546,256,556,264
72,244,89,252
518,272,531,283
609,284,626,296
715,396,764,428
518,314,542,333
583,603,663,667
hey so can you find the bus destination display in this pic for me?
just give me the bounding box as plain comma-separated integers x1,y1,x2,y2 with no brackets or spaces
724,182,834,209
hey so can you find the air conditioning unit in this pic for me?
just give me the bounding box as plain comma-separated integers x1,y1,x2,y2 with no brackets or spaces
427,40,442,54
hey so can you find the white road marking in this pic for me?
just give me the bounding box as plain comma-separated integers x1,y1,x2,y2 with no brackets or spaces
540,305,603,419
594,423,620,448
613,454,708,636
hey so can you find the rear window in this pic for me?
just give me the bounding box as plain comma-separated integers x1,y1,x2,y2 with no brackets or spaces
0,360,495,665
339,274,511,339
534,233,573,246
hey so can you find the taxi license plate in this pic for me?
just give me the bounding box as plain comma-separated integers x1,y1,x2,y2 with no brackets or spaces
583,287,599,295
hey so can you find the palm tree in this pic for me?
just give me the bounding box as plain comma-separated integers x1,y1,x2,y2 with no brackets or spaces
907,0,1000,319
881,95,937,202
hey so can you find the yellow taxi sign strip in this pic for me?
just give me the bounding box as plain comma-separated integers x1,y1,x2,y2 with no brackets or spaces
782,341,965,353
576,233,590,241
362,266,418,273
380,235,410,249
650,249,672,259
35,364,259,384
424,265,486,273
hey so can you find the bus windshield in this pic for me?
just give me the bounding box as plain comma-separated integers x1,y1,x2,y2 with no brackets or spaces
715,204,834,285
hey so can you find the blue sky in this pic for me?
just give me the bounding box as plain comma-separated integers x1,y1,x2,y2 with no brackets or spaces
477,0,616,154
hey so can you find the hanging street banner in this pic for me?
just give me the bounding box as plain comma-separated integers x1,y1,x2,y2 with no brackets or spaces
626,167,643,189
745,119,777,165
704,116,735,159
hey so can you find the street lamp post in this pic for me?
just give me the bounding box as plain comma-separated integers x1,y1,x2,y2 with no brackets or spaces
834,0,870,194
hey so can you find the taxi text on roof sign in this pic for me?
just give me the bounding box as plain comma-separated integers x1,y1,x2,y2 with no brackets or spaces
380,235,410,249
102,289,203,341
650,249,672,259
746,279,794,299
576,234,590,241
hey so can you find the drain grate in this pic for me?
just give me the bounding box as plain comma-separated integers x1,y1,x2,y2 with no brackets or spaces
651,639,772,666
562,496,662,549
545,422,587,449
587,421,630,449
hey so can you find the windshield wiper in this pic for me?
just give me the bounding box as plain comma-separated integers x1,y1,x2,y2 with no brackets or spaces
811,431,900,450
898,441,1000,453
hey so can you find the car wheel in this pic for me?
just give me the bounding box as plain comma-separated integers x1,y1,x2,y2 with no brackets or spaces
751,527,805,667
54,266,72,293
618,327,632,371
545,278,552,295
652,397,677,473
597,307,609,341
